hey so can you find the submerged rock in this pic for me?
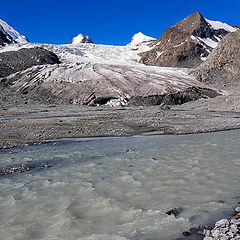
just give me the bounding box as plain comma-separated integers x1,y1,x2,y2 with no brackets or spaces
0,164,34,175
165,207,183,217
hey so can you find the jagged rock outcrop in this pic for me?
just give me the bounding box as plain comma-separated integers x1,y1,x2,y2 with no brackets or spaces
192,30,240,90
0,18,28,45
140,11,238,68
68,34,93,44
0,47,61,78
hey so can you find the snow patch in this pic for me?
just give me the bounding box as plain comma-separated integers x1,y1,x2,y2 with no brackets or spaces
205,18,238,32
191,35,218,49
199,37,218,49
174,42,185,48
0,18,28,44
156,51,163,58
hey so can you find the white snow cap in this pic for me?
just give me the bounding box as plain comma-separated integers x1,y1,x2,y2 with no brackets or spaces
0,18,28,44
69,33,92,44
70,33,85,44
205,18,238,32
129,32,156,46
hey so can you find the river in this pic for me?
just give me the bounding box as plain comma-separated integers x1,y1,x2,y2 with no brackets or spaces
1,130,240,240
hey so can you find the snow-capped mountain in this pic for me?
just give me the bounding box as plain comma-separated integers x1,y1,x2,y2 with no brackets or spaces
68,33,93,44
0,36,219,107
140,12,239,68
128,32,156,61
0,18,28,45
128,32,156,46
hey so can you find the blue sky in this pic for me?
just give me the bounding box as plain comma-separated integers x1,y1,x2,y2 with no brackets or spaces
1,0,239,45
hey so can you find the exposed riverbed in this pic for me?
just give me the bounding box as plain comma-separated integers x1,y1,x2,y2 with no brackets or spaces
1,130,240,240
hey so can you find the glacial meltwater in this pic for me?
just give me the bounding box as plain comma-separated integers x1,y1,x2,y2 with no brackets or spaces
1,130,240,240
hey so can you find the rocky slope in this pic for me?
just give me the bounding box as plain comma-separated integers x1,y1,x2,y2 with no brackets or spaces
191,30,240,90
140,12,238,68
0,18,28,45
0,47,61,78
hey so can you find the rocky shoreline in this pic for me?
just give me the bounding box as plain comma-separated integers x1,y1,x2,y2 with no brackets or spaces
175,206,240,240
202,207,240,240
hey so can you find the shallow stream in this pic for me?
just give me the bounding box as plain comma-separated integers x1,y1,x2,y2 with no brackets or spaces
1,130,240,240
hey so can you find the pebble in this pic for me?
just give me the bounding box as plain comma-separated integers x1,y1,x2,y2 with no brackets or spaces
215,219,229,228
182,231,190,236
233,214,240,220
203,237,214,240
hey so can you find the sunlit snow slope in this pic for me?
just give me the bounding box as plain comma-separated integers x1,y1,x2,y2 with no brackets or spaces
0,18,28,44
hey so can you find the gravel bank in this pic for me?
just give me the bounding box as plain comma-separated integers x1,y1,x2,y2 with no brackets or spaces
1,98,240,149
1,83,240,150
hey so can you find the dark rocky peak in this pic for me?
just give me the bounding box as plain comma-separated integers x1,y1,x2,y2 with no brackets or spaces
140,12,238,68
171,11,206,34
83,35,93,43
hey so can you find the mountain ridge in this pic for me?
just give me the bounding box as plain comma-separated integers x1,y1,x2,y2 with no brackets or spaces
139,11,238,68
